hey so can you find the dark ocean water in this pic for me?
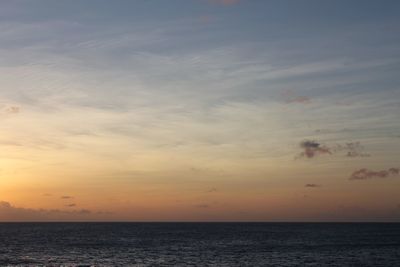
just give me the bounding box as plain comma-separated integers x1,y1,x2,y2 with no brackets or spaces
0,223,399,267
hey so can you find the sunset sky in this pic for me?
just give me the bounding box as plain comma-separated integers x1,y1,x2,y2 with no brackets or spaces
1,0,400,221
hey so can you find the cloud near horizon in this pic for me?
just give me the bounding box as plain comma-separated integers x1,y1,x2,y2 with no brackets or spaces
0,201,100,221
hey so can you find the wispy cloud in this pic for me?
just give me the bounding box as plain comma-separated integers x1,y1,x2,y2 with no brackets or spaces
60,196,73,199
3,106,20,114
0,140,22,146
349,168,399,180
194,204,210,208
0,105,20,116
286,96,311,104
282,90,311,104
66,203,77,207
206,188,217,193
335,142,371,158
198,15,214,24
208,0,240,6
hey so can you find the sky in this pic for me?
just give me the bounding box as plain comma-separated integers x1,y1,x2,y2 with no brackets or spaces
0,0,400,222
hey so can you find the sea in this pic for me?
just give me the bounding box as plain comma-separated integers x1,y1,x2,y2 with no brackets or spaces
0,223,399,266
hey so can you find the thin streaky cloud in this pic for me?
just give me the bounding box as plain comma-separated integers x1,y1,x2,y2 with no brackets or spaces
349,168,399,180
208,0,240,6
60,196,73,199
305,184,321,188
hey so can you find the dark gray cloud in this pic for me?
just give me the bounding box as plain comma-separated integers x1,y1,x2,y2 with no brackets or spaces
349,168,399,180
298,140,332,158
297,140,370,159
305,184,321,188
